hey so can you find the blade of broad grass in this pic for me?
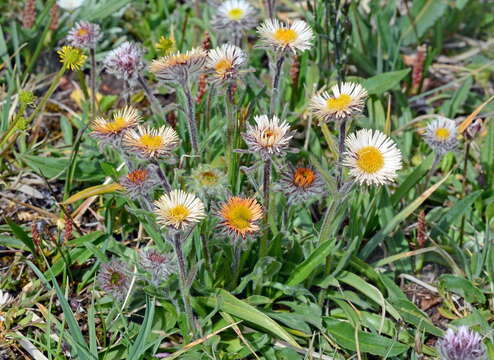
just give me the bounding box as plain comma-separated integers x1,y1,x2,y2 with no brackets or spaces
26,261,95,360
63,183,123,205
360,171,451,259
5,218,35,253
128,296,156,359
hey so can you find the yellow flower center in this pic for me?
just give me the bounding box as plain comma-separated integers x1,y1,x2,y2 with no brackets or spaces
273,28,298,45
139,134,163,150
434,128,450,141
326,94,352,112
199,171,218,186
356,146,384,174
227,8,245,20
215,59,233,76
293,168,316,188
106,116,127,132
167,205,190,223
76,28,89,37
228,205,253,231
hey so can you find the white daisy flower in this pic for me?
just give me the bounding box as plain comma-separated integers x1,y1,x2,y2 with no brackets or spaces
57,0,84,11
423,117,457,154
149,47,207,84
310,82,368,122
206,44,247,84
212,0,257,34
257,18,313,53
343,129,402,186
123,125,180,160
90,106,140,145
242,114,293,160
154,190,206,230
66,21,101,49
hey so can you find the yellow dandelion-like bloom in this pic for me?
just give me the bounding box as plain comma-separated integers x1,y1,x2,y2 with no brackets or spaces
149,47,207,83
342,129,402,186
123,125,179,159
154,190,206,230
310,82,368,123
257,18,313,53
90,106,140,142
57,45,87,71
218,196,263,238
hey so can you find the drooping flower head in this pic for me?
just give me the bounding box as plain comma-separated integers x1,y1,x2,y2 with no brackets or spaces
139,249,174,285
206,44,247,84
154,190,206,231
123,125,179,160
149,47,207,84
342,129,402,186
218,196,263,238
103,41,144,84
257,18,313,54
57,0,84,11
57,45,87,71
190,164,227,197
310,82,368,123
277,163,326,204
423,117,457,154
242,114,293,160
212,0,257,34
437,326,487,360
97,260,131,301
67,21,101,49
120,167,159,199
90,106,140,145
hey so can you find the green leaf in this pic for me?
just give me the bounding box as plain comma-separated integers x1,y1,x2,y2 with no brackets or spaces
324,317,410,357
439,275,486,304
363,69,410,95
128,296,156,359
400,0,449,45
5,218,35,253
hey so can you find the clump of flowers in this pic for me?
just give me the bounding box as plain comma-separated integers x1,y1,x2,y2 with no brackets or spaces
218,196,263,238
139,249,174,286
212,0,257,40
90,106,140,146
206,44,247,85
67,21,101,49
190,165,227,197
277,163,326,204
123,125,179,160
257,18,313,54
310,82,368,123
437,326,487,360
149,47,207,84
120,167,159,200
154,190,206,231
57,45,87,71
423,117,458,154
342,129,402,186
97,260,131,301
242,114,293,160
103,41,144,84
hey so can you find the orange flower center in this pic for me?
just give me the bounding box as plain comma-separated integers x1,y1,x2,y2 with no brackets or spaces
76,28,89,37
356,146,384,174
434,128,450,141
199,171,218,186
127,169,149,184
326,94,352,112
139,134,163,150
215,59,233,76
293,168,316,188
273,28,298,45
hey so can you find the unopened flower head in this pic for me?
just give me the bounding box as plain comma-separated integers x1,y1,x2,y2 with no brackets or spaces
257,18,313,54
104,41,144,83
343,129,402,186
242,114,293,160
206,44,247,84
57,0,84,11
278,164,326,204
154,190,206,231
149,47,207,84
212,0,257,34
437,326,487,360
120,167,159,199
140,249,174,285
190,164,227,197
423,117,457,154
91,106,140,145
310,82,368,123
123,125,179,160
57,45,87,71
0,290,13,309
67,21,101,49
218,196,263,238
97,260,131,301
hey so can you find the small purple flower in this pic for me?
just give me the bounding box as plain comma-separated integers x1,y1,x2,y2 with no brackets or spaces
104,41,144,84
437,326,487,360
66,21,101,49
97,260,131,300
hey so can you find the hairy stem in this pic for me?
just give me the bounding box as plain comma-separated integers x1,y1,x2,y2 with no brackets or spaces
153,161,172,193
269,54,286,116
90,48,97,124
336,119,347,189
137,73,164,119
260,158,272,257
181,78,199,155
226,85,237,190
459,142,471,246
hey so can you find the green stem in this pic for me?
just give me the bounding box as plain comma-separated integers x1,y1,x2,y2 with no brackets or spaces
459,142,471,247
336,119,347,189
181,79,199,155
226,85,237,190
90,48,97,123
269,53,285,117
260,158,272,258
